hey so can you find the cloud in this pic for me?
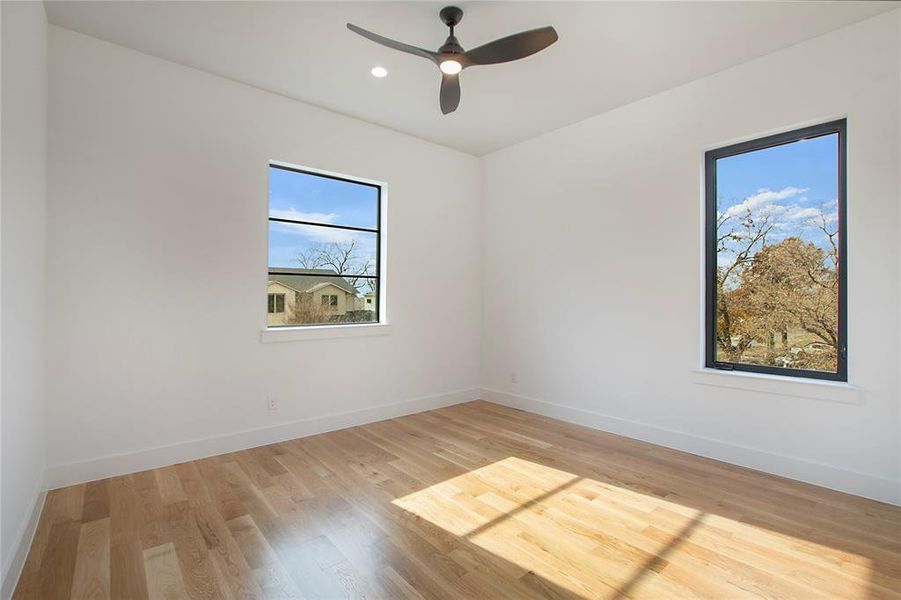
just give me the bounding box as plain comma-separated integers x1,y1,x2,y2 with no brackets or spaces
273,222,362,245
269,208,362,243
724,186,808,218
270,208,338,224
757,204,823,223
758,204,787,217
785,207,822,221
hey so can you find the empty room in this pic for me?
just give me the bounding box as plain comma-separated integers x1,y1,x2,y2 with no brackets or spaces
2,0,900,598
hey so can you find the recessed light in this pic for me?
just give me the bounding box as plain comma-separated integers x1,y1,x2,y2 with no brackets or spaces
371,66,388,78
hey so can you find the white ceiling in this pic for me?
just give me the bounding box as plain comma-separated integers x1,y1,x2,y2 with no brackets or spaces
45,1,896,156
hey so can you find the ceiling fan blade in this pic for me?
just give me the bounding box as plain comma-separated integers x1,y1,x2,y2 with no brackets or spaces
440,72,461,114
463,26,558,66
346,23,438,64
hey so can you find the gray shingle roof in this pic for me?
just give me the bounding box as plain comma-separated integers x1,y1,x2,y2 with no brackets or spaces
267,268,359,295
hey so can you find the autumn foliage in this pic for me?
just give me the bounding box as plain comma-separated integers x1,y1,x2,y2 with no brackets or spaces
716,209,838,372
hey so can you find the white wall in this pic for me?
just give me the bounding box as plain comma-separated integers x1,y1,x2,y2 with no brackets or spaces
0,0,48,591
46,26,481,485
42,10,901,506
481,11,901,504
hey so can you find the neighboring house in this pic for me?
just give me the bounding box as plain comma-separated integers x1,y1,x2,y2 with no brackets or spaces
267,268,366,326
364,292,376,312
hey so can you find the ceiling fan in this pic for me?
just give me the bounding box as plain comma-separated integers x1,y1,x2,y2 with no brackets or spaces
347,6,558,115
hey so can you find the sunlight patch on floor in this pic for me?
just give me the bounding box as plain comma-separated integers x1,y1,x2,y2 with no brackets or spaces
391,456,874,599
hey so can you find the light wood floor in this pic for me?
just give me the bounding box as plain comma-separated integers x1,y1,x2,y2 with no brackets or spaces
14,400,901,599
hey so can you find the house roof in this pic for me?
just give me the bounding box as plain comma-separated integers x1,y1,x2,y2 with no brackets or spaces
267,268,359,296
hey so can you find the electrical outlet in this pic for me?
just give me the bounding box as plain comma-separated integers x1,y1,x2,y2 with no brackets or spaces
510,372,518,384
267,396,279,411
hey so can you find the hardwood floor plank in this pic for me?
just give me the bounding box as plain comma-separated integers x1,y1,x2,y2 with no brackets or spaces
382,565,427,600
109,539,148,600
156,466,188,506
143,543,189,600
13,400,901,599
251,563,302,600
197,459,248,522
192,501,264,600
132,471,169,550
12,490,68,599
175,462,213,507
108,476,150,600
164,500,224,600
225,515,270,571
225,515,301,599
69,517,111,600
37,520,81,600
80,480,110,523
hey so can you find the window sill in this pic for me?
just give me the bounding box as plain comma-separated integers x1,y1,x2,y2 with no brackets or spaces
691,368,862,404
260,323,391,343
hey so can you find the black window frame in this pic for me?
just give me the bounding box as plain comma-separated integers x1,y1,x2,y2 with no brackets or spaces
704,119,847,382
267,162,382,328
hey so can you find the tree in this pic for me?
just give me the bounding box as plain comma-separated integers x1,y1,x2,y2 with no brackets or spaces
714,187,839,370
735,236,838,371
715,207,774,361
288,293,334,325
742,238,838,344
296,240,376,293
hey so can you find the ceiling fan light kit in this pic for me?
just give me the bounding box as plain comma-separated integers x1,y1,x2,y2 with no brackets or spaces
347,6,558,115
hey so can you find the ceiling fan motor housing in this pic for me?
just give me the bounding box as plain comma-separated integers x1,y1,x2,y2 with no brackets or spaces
439,36,464,55
439,6,463,28
439,6,465,55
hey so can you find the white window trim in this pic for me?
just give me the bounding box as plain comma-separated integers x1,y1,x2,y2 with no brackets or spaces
694,116,855,404
691,368,861,404
263,161,388,341
261,323,391,343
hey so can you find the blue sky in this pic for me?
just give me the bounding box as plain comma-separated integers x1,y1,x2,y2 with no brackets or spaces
716,133,839,264
268,167,378,270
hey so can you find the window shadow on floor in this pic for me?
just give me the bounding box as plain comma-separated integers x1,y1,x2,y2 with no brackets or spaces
342,400,901,599
17,399,897,599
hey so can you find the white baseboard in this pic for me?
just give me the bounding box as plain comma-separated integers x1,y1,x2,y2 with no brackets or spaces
482,388,901,506
46,385,900,505
1,475,47,600
48,388,480,489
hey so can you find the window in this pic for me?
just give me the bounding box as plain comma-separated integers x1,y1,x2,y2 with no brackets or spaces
268,293,285,314
268,163,382,327
705,120,846,381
